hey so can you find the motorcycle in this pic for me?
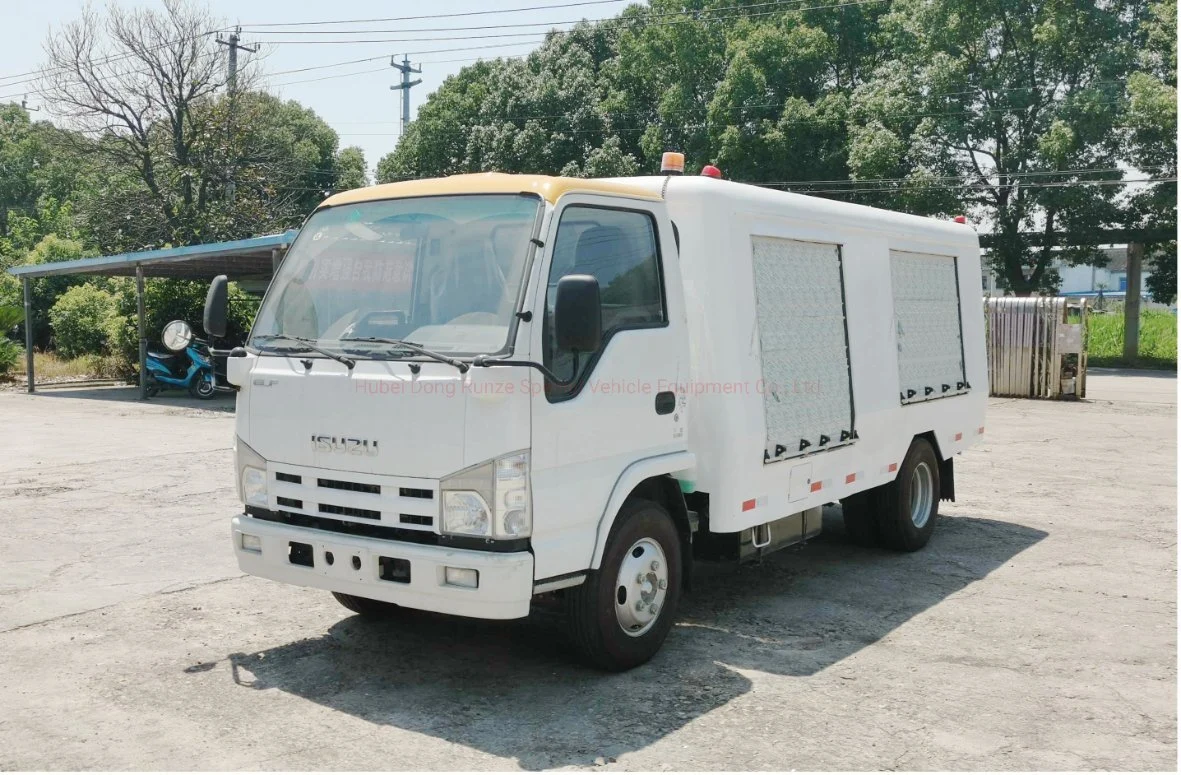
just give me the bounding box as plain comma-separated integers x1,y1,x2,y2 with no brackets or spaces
145,320,219,399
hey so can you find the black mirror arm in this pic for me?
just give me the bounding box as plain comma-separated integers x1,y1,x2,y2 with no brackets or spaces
472,352,580,387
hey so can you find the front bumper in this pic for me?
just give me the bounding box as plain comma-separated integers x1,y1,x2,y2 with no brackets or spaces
232,514,534,619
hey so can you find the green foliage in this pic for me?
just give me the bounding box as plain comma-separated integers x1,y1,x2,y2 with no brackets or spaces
1125,0,1177,304
378,23,636,181
0,300,19,375
1087,309,1177,368
48,284,117,359
379,0,1173,301
0,304,22,332
73,91,344,253
853,0,1141,294
1145,246,1177,304
0,234,94,348
0,337,20,374
105,279,257,368
334,146,369,192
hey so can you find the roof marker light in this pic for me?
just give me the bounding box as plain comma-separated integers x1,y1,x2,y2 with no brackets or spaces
953,215,967,224
661,151,685,175
700,164,722,179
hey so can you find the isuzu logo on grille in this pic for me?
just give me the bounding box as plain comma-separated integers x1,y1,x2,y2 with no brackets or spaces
311,435,380,456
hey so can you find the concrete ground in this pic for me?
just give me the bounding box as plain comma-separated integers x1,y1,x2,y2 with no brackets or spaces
0,373,1175,770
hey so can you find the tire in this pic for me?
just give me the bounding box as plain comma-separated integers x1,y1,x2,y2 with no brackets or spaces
189,371,216,399
875,437,941,552
331,591,401,617
840,490,880,547
564,498,683,671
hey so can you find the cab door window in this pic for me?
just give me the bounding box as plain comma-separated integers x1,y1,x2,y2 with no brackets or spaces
542,205,666,399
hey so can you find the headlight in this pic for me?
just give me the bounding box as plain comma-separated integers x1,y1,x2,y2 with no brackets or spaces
234,436,268,507
242,466,267,507
442,491,490,535
440,451,531,539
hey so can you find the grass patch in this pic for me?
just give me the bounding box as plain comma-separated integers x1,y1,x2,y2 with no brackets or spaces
5,350,134,382
1088,310,1178,369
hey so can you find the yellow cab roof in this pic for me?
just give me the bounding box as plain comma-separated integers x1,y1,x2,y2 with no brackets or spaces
318,172,661,209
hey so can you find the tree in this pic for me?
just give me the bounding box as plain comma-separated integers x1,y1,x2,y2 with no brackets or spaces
334,146,369,192
0,234,94,348
0,104,86,254
38,1,239,248
854,0,1141,295
377,23,638,182
1125,0,1177,304
36,1,346,253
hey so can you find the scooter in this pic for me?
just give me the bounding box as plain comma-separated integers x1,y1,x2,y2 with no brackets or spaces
145,319,218,399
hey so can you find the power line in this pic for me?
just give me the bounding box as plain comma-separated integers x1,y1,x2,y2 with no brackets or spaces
766,177,1177,194
240,0,633,28
0,29,230,91
755,166,1164,186
333,101,1130,137
250,0,889,44
238,0,866,35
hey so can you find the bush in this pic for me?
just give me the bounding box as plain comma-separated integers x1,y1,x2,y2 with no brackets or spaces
0,338,21,375
83,353,135,379
48,284,117,359
0,305,23,333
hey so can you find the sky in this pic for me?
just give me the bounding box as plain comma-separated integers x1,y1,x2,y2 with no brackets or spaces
0,0,639,176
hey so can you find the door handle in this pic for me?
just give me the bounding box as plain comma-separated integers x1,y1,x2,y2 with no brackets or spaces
655,391,676,415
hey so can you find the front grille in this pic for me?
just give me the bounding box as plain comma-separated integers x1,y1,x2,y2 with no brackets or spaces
270,467,436,531
318,478,381,495
319,503,381,520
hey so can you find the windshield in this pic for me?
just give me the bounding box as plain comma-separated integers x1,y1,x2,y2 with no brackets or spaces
250,194,541,357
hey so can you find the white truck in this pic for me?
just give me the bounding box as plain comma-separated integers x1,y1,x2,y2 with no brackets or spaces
202,160,986,670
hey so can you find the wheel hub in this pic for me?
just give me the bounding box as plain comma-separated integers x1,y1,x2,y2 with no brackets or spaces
910,461,934,528
614,538,669,637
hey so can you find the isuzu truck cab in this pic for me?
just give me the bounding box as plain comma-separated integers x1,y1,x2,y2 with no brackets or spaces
204,160,986,670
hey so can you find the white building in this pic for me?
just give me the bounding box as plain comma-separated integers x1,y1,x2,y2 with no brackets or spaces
982,246,1152,297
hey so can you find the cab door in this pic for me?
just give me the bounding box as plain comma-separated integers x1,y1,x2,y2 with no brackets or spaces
527,194,689,581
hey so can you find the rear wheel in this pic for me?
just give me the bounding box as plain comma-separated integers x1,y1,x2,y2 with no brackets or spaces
564,498,682,671
332,591,402,617
875,437,941,551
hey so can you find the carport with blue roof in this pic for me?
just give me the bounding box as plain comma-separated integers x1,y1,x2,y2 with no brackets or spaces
6,230,296,397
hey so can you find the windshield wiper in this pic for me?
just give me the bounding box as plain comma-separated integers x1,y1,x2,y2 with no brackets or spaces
339,336,469,373
253,334,356,369
471,352,580,387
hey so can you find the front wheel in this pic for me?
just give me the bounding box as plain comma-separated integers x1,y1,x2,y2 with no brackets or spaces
564,498,682,671
189,370,216,399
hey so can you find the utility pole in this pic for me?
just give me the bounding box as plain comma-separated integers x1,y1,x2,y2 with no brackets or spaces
217,26,258,97
389,55,422,140
217,27,258,202
1123,241,1144,362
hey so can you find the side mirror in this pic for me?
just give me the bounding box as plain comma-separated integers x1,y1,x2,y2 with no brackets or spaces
554,274,601,353
203,275,228,338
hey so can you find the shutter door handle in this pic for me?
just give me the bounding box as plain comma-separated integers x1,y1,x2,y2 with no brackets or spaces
655,391,676,415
